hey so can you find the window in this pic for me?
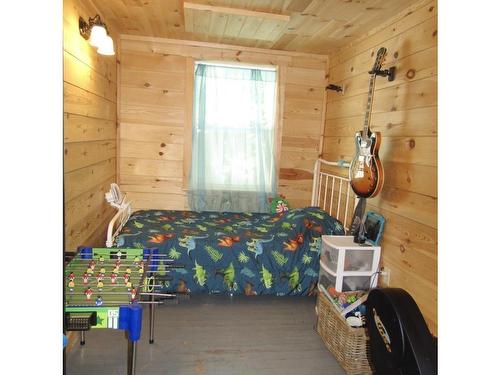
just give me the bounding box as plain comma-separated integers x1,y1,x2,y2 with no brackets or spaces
188,62,278,213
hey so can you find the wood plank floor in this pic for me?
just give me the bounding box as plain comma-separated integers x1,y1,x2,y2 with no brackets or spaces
65,294,347,375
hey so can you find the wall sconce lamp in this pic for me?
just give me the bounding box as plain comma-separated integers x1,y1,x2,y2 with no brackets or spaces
79,15,115,56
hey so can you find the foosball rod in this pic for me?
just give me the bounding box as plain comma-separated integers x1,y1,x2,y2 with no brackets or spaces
66,282,147,287
65,288,144,293
66,291,178,299
140,292,177,298
65,270,144,280
65,275,174,283
66,267,175,274
72,251,177,258
139,284,170,288
66,300,166,306
67,257,176,262
66,262,146,271
65,269,146,273
64,263,144,268
64,262,166,267
66,279,145,282
66,298,165,305
138,270,182,276
66,292,141,296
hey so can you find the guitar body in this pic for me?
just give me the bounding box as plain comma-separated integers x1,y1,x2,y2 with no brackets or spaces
349,131,384,198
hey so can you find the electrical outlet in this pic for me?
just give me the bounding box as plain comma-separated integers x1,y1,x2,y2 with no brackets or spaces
379,267,391,286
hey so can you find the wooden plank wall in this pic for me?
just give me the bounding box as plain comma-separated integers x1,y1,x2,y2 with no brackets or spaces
118,36,328,211
63,0,120,251
323,0,437,334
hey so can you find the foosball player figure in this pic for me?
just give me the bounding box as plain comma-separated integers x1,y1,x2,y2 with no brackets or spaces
124,273,132,290
95,296,103,306
85,287,93,301
67,272,75,292
97,272,105,291
130,286,138,302
87,260,96,275
110,272,118,284
138,261,145,274
83,272,90,284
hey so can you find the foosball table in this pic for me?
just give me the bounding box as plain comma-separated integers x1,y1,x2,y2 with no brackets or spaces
64,247,182,375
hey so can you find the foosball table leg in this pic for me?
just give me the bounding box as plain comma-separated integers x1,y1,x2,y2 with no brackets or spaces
149,276,155,344
127,340,138,375
80,331,86,346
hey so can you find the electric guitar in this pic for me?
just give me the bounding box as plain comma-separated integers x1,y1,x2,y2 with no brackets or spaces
349,47,386,198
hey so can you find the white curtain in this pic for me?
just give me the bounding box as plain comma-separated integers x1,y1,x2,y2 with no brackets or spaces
188,63,277,213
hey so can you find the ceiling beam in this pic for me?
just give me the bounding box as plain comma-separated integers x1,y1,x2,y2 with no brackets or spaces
183,2,291,22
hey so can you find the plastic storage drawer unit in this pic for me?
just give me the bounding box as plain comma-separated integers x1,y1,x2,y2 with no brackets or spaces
319,236,381,293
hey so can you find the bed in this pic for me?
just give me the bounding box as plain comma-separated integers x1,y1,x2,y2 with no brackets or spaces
105,159,356,296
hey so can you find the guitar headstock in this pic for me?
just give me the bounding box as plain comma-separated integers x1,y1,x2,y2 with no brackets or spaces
371,47,387,72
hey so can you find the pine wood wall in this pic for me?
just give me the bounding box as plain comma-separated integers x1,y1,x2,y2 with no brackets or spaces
323,0,437,334
118,35,328,211
63,0,120,251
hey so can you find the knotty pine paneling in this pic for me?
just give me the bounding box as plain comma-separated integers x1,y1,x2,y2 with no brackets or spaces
323,0,437,334
91,0,418,54
63,0,119,252
118,36,328,211
325,106,437,138
64,113,116,143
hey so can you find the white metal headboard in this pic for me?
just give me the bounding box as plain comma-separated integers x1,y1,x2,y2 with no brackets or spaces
311,158,357,232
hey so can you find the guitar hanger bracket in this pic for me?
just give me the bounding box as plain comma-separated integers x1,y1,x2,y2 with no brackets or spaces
369,66,396,81
326,84,344,93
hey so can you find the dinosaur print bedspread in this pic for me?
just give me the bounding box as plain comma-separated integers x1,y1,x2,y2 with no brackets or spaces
115,207,345,296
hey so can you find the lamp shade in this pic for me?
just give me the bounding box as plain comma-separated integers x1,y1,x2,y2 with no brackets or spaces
97,35,115,56
89,24,107,47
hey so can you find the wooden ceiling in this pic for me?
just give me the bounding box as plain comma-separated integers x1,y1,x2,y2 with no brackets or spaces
91,0,421,54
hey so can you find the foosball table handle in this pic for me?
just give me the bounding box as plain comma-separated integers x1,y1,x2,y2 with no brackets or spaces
118,304,143,342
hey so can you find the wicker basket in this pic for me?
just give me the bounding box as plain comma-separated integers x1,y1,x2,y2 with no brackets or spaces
316,292,373,375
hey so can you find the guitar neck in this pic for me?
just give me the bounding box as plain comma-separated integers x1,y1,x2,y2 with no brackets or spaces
363,75,377,137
